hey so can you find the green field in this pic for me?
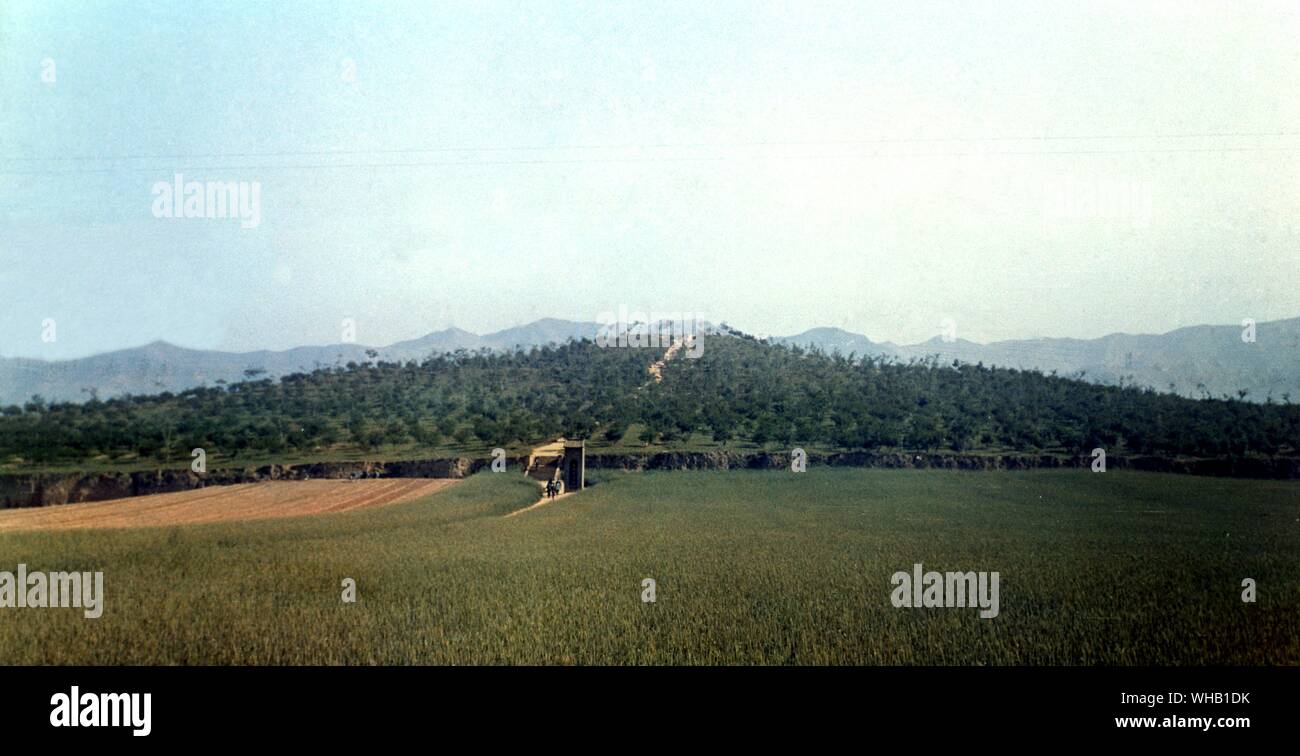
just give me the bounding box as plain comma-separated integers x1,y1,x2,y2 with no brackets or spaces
1,468,1297,665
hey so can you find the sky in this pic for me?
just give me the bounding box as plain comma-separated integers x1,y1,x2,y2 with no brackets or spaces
1,0,1298,359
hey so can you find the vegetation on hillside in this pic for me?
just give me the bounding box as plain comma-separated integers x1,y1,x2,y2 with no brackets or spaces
0,332,1296,467
644,332,1300,457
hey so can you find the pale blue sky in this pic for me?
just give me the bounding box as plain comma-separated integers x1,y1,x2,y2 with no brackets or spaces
2,0,1298,359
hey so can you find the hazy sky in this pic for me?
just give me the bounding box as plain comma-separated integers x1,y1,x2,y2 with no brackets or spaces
2,0,1298,359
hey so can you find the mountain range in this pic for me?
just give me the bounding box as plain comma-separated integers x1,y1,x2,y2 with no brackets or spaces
1,317,1296,405
775,317,1300,403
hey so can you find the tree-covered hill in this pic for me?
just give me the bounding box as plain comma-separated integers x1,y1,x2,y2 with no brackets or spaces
0,342,655,465
0,332,1296,468
646,332,1299,457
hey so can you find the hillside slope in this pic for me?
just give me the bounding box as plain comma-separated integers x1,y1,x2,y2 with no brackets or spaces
1,332,1295,469
0,320,603,404
779,316,1300,402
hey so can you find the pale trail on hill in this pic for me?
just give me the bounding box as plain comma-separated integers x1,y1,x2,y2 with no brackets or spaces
645,336,690,385
508,337,691,518
7,317,1296,405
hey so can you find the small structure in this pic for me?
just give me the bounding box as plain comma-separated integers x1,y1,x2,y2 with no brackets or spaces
562,439,585,492
525,437,585,493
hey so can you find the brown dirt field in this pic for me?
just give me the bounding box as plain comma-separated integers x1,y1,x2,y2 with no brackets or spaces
0,478,457,533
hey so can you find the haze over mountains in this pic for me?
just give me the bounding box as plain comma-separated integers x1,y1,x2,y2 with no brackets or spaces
0,317,1296,406
0,319,601,405
776,317,1300,403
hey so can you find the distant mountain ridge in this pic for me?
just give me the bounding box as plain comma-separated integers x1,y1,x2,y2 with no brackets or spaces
777,317,1300,403
0,319,604,405
1,317,1296,405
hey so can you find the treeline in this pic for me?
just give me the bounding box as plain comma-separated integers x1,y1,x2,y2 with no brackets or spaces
0,333,1296,466
635,333,1299,457
0,342,655,464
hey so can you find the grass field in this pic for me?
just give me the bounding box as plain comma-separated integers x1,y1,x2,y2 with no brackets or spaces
1,468,1297,665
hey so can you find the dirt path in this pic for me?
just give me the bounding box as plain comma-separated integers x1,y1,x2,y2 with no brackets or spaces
645,335,691,384
504,488,574,518
0,478,457,532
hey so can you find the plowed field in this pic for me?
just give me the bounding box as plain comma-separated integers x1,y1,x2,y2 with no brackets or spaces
0,478,455,532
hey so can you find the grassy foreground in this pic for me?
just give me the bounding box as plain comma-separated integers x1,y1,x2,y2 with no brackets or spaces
1,469,1297,665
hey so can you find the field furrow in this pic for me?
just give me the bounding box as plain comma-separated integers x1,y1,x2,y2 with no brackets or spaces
0,479,456,532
